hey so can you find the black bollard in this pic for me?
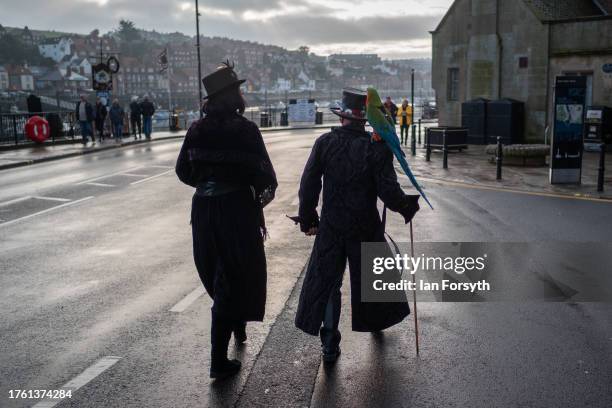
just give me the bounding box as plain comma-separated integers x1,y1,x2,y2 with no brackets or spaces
496,136,503,181
443,129,448,169
598,143,605,192
418,119,422,145
411,125,416,156
426,129,431,162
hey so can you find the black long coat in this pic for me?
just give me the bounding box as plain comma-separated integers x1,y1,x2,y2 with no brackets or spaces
295,125,419,335
176,113,277,321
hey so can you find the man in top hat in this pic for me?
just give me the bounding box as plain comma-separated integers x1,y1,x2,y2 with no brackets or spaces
294,88,420,363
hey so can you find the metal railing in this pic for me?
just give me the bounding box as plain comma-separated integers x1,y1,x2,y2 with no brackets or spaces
0,111,82,146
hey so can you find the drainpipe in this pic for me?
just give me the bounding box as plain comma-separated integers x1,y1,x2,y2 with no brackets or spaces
496,0,503,99
544,23,552,144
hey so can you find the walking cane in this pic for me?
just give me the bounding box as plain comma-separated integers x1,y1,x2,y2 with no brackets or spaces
410,221,420,355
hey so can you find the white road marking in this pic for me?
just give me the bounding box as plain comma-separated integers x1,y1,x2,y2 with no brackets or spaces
169,287,205,313
130,169,173,185
0,196,94,228
32,196,72,203
149,165,173,169
76,166,143,185
119,173,150,177
85,182,115,188
0,196,32,207
32,356,122,408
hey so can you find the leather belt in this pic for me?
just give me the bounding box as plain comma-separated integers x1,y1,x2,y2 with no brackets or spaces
195,181,248,197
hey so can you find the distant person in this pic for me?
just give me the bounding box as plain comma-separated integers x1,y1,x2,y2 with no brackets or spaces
76,94,95,145
140,96,156,140
384,96,398,124
94,97,107,142
129,96,142,140
397,99,412,145
109,99,124,143
175,62,277,380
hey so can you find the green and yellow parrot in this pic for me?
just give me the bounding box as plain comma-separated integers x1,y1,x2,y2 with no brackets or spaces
366,87,433,209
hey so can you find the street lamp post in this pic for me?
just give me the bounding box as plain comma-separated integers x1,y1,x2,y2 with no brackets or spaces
195,0,203,118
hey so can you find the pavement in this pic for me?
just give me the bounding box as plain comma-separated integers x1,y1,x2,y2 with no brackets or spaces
0,124,333,171
1,128,611,407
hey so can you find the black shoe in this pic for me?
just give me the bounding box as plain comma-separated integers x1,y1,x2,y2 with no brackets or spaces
320,328,341,364
233,322,247,344
210,359,241,380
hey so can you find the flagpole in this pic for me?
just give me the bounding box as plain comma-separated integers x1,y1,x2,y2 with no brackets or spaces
410,221,420,355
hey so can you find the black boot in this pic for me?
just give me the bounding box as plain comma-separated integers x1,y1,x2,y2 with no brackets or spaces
210,313,241,379
233,321,247,344
320,328,341,363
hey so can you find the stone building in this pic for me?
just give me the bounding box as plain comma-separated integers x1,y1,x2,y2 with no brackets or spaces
431,0,612,142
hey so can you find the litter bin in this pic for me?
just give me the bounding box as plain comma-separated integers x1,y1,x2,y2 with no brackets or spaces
315,111,323,125
260,112,270,128
462,98,489,145
486,98,524,145
170,113,180,131
280,111,288,126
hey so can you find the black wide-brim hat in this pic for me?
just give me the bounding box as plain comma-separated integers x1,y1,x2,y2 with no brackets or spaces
330,88,368,121
202,61,246,100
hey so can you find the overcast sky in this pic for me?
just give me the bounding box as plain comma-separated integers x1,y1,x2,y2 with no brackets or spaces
0,0,452,59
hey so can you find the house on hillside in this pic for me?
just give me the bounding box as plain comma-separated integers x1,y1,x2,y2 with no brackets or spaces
38,37,73,62
431,0,612,142
7,65,35,91
0,66,9,90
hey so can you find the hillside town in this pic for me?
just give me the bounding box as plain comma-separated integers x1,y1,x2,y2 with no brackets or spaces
0,22,434,112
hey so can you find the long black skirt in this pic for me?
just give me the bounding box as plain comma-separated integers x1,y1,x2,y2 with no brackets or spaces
191,190,267,321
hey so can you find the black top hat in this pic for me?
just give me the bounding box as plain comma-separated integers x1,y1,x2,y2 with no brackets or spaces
202,61,246,100
330,88,367,121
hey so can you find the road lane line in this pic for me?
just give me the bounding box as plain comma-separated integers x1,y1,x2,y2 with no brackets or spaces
32,196,72,202
32,356,122,408
0,196,94,228
119,173,150,177
169,287,205,313
130,169,173,185
149,165,173,169
0,196,32,207
76,166,143,185
85,182,115,187
417,176,612,203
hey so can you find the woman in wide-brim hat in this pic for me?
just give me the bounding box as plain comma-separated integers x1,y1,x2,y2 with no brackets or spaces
176,61,277,380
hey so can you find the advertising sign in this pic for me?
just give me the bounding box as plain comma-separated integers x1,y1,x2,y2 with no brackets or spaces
550,76,586,184
288,99,316,123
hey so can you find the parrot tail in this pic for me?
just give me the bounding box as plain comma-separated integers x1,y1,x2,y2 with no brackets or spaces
392,145,434,210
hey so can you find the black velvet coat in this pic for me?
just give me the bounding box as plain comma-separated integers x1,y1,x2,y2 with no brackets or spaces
295,125,419,335
176,113,277,321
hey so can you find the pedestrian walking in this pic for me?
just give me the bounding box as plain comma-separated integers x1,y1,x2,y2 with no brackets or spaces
397,99,412,145
293,88,420,363
175,62,277,380
384,96,398,124
109,99,124,143
94,97,107,142
75,94,95,145
140,96,155,140
129,96,142,140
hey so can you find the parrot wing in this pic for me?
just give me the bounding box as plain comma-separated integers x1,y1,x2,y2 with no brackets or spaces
368,104,434,210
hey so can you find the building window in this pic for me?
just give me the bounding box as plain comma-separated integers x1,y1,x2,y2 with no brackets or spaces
447,68,459,101
519,57,528,69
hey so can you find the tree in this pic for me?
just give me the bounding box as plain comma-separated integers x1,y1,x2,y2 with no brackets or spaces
117,20,140,43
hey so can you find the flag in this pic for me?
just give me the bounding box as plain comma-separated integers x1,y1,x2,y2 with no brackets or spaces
159,48,168,73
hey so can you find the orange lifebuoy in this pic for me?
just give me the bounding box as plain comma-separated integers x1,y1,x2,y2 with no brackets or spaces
25,116,50,144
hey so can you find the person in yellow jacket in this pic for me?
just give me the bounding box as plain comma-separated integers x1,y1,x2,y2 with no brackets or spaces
396,99,412,145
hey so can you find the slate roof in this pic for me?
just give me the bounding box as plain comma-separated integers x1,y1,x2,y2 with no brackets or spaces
522,0,604,20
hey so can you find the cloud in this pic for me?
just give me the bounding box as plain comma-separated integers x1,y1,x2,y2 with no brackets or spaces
0,0,450,58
